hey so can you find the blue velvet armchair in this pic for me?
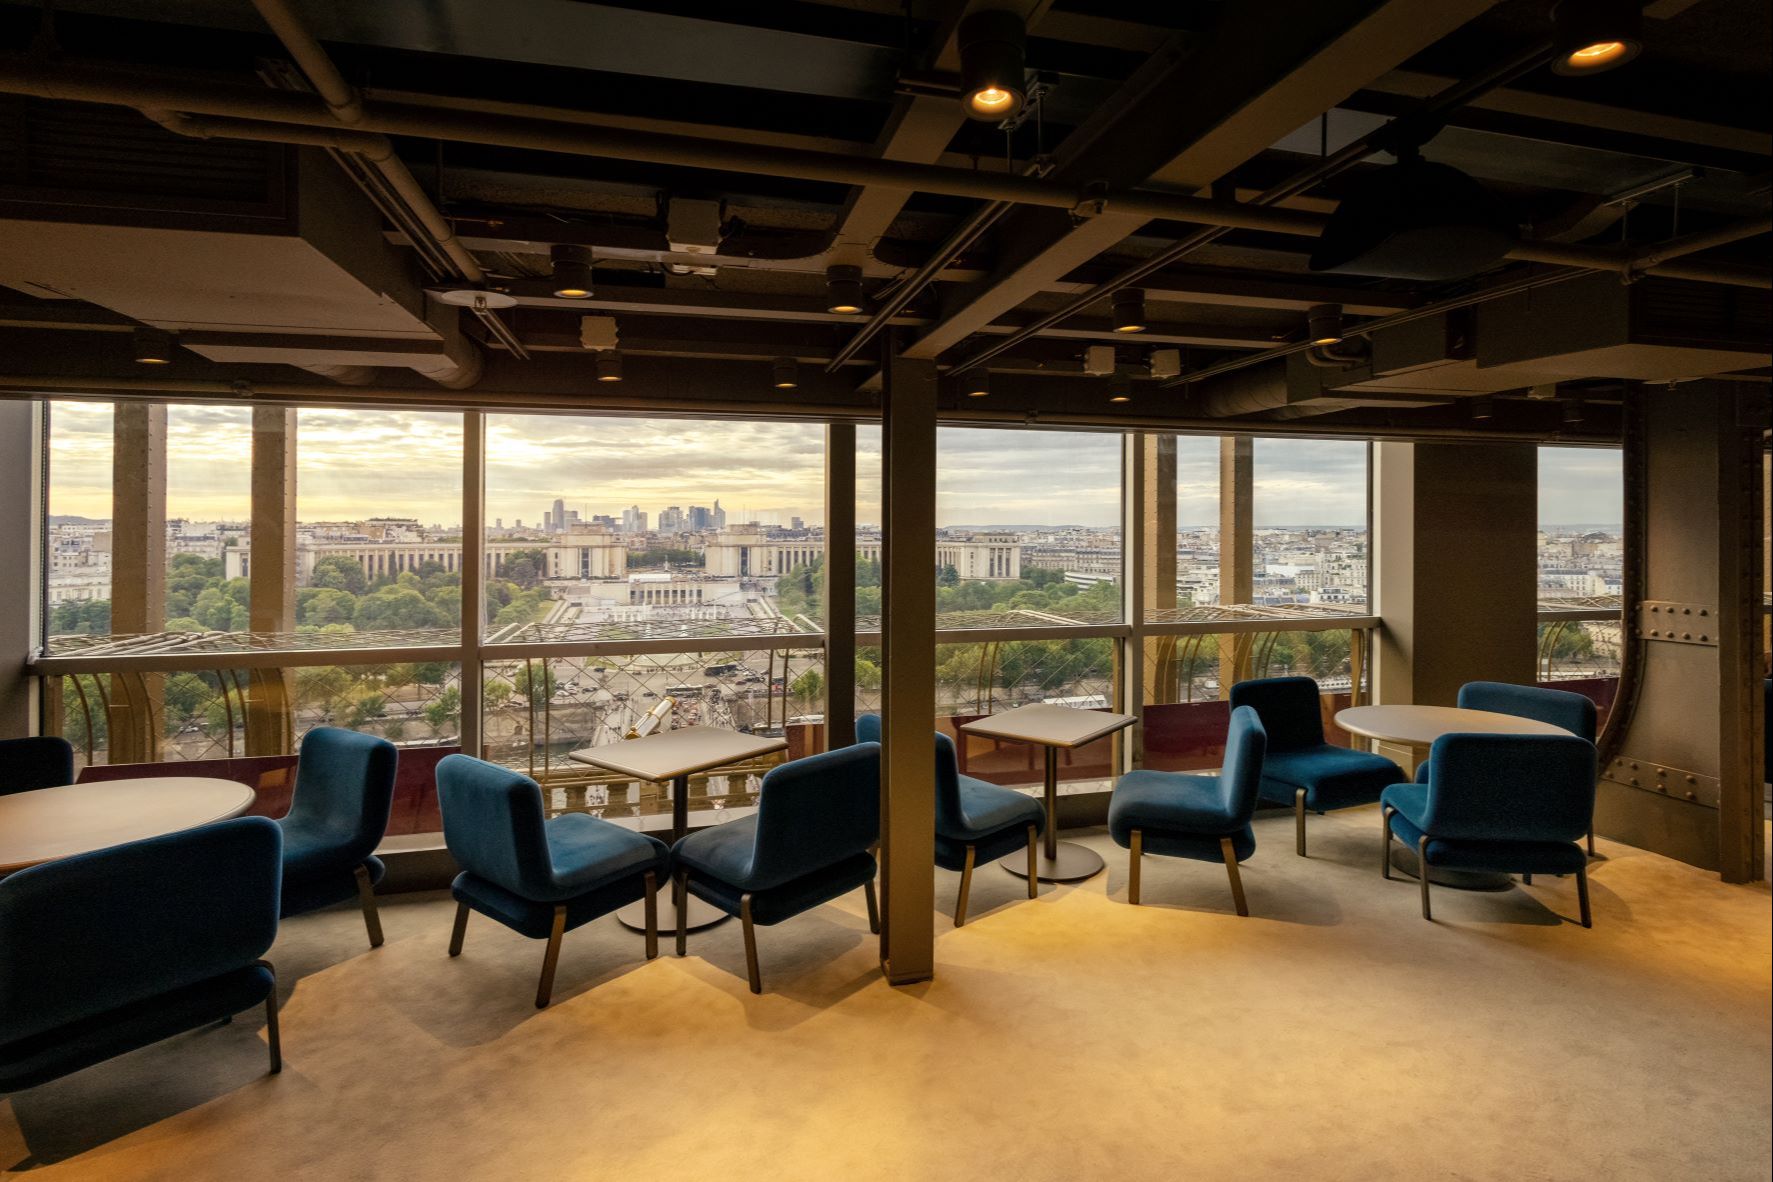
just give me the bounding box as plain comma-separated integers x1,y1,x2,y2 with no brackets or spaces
277,727,399,948
858,714,1044,926
671,743,880,993
1381,733,1596,926
1420,682,1599,855
1108,705,1267,915
0,817,285,1092
1229,676,1402,857
437,754,669,1007
0,736,75,796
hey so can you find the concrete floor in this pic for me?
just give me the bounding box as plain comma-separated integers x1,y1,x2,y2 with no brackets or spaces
3,807,1768,1181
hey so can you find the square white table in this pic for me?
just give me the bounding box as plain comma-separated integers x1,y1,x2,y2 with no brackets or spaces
568,726,786,931
961,703,1136,883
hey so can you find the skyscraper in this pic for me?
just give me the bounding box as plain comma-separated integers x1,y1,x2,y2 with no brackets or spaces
712,499,726,529
552,498,566,533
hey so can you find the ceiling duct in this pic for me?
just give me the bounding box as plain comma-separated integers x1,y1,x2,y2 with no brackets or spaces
0,102,479,387
1310,158,1517,281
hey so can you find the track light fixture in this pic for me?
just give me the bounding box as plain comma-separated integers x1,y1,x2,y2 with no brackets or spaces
1107,375,1132,404
1111,288,1147,334
826,264,864,314
1562,399,1584,424
550,244,594,299
771,357,799,389
1307,303,1345,346
1551,0,1643,75
1470,396,1494,421
961,370,990,398
595,352,623,383
132,326,175,365
958,10,1027,122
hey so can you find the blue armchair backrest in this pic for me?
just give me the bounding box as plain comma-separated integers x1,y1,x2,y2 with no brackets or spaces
1456,681,1597,744
1229,676,1325,753
858,714,966,831
284,727,399,862
0,736,75,796
0,816,282,1048
1422,734,1596,842
1218,705,1268,821
747,742,881,890
436,754,554,899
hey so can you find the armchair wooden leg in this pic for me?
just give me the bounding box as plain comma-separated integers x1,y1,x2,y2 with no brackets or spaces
1380,806,1394,880
1219,837,1249,917
1025,825,1038,898
643,871,659,960
1417,836,1433,922
1586,826,1596,858
674,870,689,957
1523,872,1533,885
739,893,762,994
863,877,880,935
257,960,281,1075
354,863,384,949
1576,864,1592,928
1294,788,1308,857
536,905,567,1009
448,900,470,956
954,844,975,927
1129,829,1142,905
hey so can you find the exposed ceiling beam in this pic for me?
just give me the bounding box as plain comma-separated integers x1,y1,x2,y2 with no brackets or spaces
900,0,1501,362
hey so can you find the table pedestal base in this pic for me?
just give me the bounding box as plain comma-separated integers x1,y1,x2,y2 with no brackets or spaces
615,894,729,933
1389,847,1514,892
999,840,1104,883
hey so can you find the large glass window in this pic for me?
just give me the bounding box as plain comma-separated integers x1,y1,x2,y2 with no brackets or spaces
163,405,252,632
934,426,1122,626
45,401,114,644
296,409,464,644
1253,438,1369,610
1537,446,1624,724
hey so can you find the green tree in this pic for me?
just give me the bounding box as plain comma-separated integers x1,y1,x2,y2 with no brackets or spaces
311,556,369,596
296,586,357,626
354,585,448,631
855,658,882,691
344,690,387,730
513,664,557,706
424,686,462,732
789,668,824,711
483,679,513,710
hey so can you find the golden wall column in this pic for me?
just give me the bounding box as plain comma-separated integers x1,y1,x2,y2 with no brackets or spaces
246,406,297,755
1143,435,1179,706
108,402,167,763
1217,436,1253,696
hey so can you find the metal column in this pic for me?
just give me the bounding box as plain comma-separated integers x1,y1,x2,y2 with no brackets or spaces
878,350,936,985
825,422,857,749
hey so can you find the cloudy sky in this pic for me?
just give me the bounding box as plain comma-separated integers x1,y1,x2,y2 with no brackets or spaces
46,402,1621,529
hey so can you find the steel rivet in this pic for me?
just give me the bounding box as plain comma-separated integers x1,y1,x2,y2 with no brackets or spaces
1681,607,1691,615
1682,632,1692,640
1685,791,1696,800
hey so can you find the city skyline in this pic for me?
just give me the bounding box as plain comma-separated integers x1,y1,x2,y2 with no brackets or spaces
45,403,1622,529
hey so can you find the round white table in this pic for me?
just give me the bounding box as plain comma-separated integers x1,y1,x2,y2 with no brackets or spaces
0,777,257,874
1334,705,1575,891
1335,704,1574,748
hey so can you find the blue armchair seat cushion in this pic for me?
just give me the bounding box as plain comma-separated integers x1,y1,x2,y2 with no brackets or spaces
452,852,665,941
946,775,1044,841
280,853,384,918
1382,784,1586,875
0,963,272,1093
1108,771,1257,862
1260,746,1401,811
683,851,878,926
531,815,669,901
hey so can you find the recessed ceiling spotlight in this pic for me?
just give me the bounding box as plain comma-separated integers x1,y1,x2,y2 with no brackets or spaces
961,370,990,398
1562,399,1584,424
1111,287,1147,334
1551,0,1642,75
771,357,799,389
595,352,623,383
958,10,1027,122
826,264,864,315
132,326,176,365
1307,303,1345,346
1108,376,1132,404
1470,395,1494,421
550,244,595,299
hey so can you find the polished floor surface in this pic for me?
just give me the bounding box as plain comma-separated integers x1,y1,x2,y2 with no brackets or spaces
3,807,1769,1180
